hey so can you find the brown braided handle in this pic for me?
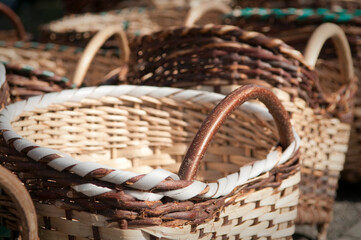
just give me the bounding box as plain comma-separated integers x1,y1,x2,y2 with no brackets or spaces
0,2,27,41
179,84,294,181
72,25,130,87
184,1,231,26
304,23,354,102
0,166,38,240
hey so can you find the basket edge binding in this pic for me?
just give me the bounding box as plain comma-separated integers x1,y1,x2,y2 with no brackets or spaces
0,85,300,202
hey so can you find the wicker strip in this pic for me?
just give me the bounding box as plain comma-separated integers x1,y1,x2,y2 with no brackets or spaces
223,7,361,182
0,2,28,42
0,85,300,239
125,23,357,239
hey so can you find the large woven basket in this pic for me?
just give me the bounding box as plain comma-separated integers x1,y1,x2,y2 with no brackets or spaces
1,25,129,88
38,3,230,48
223,8,361,183
0,84,301,239
126,23,357,239
0,2,28,42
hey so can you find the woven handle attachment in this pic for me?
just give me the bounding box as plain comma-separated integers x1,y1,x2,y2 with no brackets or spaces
304,23,354,99
179,85,294,181
184,1,231,26
72,25,130,87
0,2,27,40
0,166,38,240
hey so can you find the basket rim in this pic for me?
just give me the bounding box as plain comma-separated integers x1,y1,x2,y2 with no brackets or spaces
0,85,300,201
226,7,361,22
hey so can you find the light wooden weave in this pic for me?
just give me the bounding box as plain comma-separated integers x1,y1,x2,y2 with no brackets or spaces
0,85,300,239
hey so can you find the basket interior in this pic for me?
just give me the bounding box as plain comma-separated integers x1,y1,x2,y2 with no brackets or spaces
11,93,278,182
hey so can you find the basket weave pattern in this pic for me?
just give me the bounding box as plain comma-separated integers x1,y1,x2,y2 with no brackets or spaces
126,24,354,226
0,85,300,239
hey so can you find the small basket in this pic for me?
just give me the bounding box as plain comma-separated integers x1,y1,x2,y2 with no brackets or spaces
126,23,357,239
38,3,230,48
1,25,129,88
0,2,28,42
0,84,300,239
223,8,361,183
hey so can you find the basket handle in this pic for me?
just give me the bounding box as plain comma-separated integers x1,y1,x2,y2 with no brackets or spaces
184,1,231,27
304,23,354,92
72,25,130,87
178,85,294,181
0,165,38,240
0,2,27,41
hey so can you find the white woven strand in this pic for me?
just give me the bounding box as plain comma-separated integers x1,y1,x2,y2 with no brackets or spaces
0,85,301,201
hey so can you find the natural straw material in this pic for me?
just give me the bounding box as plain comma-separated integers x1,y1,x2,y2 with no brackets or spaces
223,8,361,183
39,4,230,48
0,64,37,240
0,25,129,88
127,24,357,239
0,85,300,239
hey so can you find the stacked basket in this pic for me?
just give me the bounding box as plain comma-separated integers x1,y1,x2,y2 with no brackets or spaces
126,23,357,239
223,6,361,183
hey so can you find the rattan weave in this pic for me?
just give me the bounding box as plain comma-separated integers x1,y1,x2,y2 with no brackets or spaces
223,7,361,183
0,84,300,239
39,3,230,48
0,25,129,88
126,24,357,239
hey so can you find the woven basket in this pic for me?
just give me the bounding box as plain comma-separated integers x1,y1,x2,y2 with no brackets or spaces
223,8,361,183
38,3,230,48
1,25,129,88
0,64,37,240
0,84,301,239
0,2,29,42
126,23,357,239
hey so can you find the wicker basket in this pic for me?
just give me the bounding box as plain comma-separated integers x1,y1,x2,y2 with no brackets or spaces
0,64,37,240
126,23,357,239
38,3,230,48
0,84,301,239
0,2,29,41
1,25,129,88
223,8,361,183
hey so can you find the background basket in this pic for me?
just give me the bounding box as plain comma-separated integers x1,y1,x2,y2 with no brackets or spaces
38,3,231,48
0,84,300,239
126,23,357,239
1,25,129,88
223,8,361,183
0,2,28,42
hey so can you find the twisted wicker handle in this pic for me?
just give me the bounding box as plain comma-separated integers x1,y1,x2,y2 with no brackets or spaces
0,166,38,240
304,23,354,88
179,85,294,181
72,25,130,87
0,2,27,41
184,1,231,26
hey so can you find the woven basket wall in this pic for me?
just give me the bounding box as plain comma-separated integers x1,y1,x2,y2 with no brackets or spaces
223,8,361,183
38,3,230,48
0,84,301,239
126,24,357,239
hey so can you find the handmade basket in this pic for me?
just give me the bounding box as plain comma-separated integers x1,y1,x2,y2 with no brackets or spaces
0,2,29,41
223,8,361,183
0,84,301,239
0,64,37,240
1,25,129,88
38,3,230,48
127,23,357,239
